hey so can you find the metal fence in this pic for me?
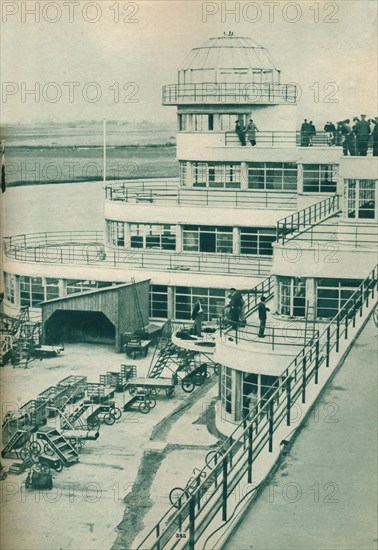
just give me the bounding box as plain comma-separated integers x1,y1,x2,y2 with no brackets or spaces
105,181,297,210
162,83,298,105
276,195,340,244
225,130,375,148
3,232,273,277
136,265,377,550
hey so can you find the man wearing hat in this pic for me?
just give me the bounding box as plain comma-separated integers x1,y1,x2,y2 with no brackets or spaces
354,114,371,156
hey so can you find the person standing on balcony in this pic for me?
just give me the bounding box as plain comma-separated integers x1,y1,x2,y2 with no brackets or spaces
191,299,204,337
246,119,259,146
370,117,378,156
309,121,316,146
228,288,244,328
324,122,336,146
354,114,371,156
341,120,356,156
258,296,270,338
300,119,311,146
235,120,246,146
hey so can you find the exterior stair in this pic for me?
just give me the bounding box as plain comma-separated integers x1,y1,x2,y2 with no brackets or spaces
1,428,32,458
36,427,78,466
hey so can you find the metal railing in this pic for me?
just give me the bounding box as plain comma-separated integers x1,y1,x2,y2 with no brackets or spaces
135,265,377,550
105,181,297,210
225,130,375,148
282,220,378,249
162,82,298,105
3,232,273,277
276,195,340,244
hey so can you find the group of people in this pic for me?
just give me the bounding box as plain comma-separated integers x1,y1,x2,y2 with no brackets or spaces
191,289,270,338
301,115,378,156
235,119,259,147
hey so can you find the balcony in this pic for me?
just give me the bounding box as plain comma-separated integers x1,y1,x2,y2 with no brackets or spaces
162,82,298,105
3,232,272,277
105,179,297,210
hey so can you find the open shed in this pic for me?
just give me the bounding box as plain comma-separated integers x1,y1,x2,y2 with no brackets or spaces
41,280,150,352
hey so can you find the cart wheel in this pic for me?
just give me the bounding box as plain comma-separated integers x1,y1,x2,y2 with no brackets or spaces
182,380,195,393
169,487,188,508
53,460,63,472
205,450,222,470
128,386,136,396
166,387,175,398
111,407,122,420
29,441,41,454
146,396,156,409
104,412,116,425
44,444,55,456
19,447,30,461
138,402,150,414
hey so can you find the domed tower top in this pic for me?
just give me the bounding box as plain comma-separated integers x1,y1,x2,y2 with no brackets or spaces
178,33,281,85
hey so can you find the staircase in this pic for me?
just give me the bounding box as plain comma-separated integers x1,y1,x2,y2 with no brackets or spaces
36,427,78,466
1,428,32,458
147,339,198,379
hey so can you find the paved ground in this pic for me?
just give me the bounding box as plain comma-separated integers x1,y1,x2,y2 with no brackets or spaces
0,343,220,550
224,317,378,550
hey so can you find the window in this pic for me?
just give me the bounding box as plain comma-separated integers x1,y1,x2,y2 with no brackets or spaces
130,224,176,250
192,162,241,189
149,285,168,318
178,114,188,131
4,272,15,303
303,164,337,193
174,287,226,321
316,278,361,318
243,373,258,417
248,163,297,191
346,179,377,219
179,162,187,187
182,226,233,253
240,228,276,256
45,278,59,301
107,221,125,246
20,276,44,307
221,367,233,414
278,277,306,317
66,280,98,294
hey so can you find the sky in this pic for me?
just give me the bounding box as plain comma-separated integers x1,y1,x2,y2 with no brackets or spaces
1,0,377,126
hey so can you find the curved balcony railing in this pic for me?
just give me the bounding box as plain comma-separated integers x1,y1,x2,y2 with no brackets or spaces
162,82,298,105
3,232,272,277
105,180,297,210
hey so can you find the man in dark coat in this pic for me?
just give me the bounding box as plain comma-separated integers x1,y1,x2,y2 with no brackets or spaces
354,114,371,156
370,117,378,156
258,296,270,338
300,119,311,147
228,288,244,328
235,120,246,146
191,299,204,337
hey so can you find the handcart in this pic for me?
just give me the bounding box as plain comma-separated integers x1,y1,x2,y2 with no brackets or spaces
123,393,157,414
126,376,176,398
181,363,209,393
124,337,151,359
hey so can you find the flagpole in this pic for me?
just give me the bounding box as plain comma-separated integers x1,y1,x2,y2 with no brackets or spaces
103,119,107,184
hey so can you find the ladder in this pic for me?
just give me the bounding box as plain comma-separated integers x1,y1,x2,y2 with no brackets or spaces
1,428,32,458
147,339,198,379
36,427,78,466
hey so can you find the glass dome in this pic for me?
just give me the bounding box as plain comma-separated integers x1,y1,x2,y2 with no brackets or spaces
178,34,281,85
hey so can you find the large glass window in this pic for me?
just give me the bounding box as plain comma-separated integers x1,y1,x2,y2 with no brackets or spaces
179,162,187,187
346,179,376,219
45,278,59,301
20,276,44,307
66,280,113,295
221,366,233,414
316,278,361,318
303,164,337,193
248,163,297,191
107,221,125,246
182,226,233,253
130,224,176,250
192,162,241,189
4,272,16,304
278,277,306,317
149,285,168,318
240,228,276,256
174,287,226,321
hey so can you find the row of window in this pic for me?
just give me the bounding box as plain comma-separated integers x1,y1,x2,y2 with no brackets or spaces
346,179,376,220
106,222,277,256
278,277,362,318
178,113,252,133
187,162,337,192
150,285,226,321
